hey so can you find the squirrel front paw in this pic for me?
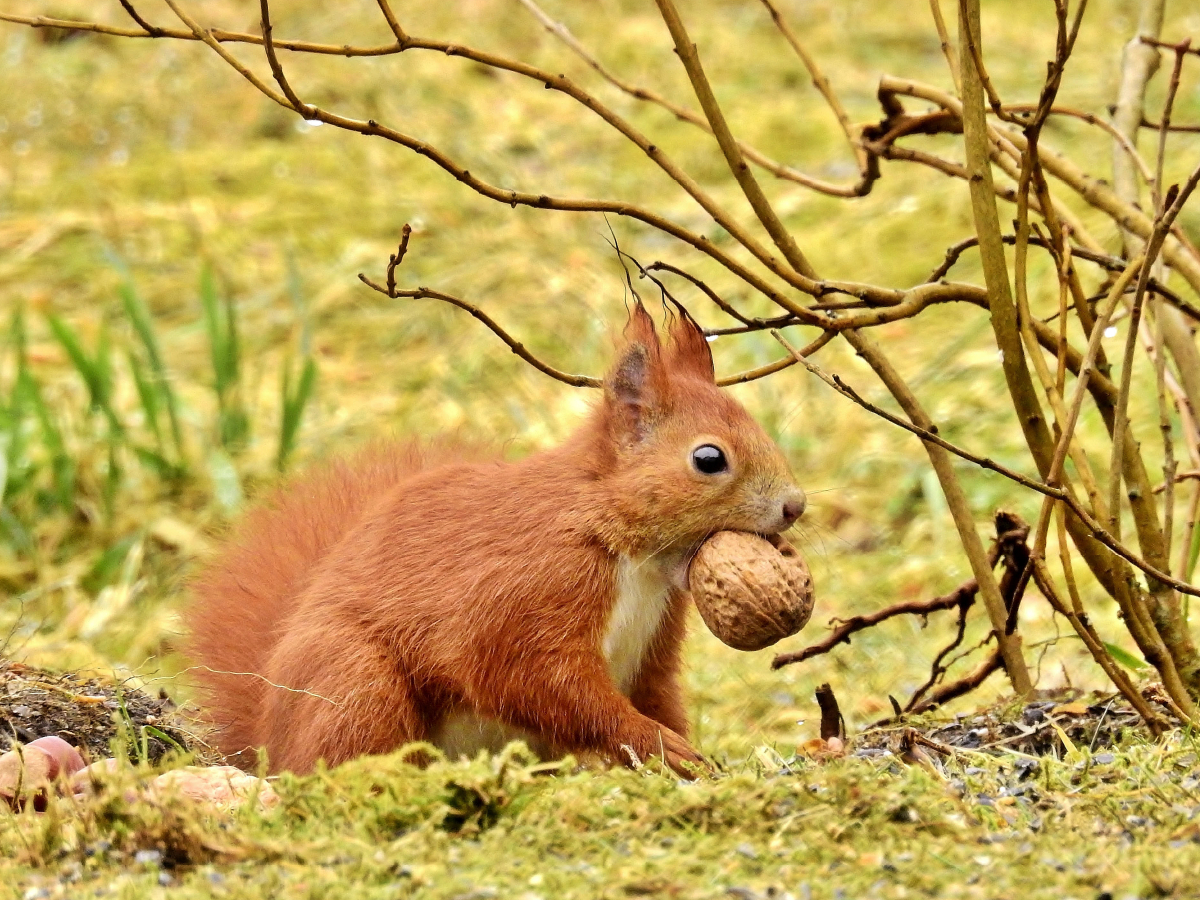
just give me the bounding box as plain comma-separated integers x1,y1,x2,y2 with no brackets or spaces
620,723,712,779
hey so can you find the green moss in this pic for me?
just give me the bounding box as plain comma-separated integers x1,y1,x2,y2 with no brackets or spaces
6,740,1200,899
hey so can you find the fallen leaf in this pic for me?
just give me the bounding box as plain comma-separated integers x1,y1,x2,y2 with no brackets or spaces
1052,701,1088,716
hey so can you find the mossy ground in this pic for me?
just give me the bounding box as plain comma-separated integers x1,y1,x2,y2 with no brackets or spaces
7,738,1200,900
2,0,1200,896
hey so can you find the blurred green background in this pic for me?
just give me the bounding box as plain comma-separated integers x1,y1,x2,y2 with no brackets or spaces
1,0,1199,759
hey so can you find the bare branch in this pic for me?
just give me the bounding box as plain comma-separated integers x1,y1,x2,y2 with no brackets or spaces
1110,165,1200,541
653,0,817,280
772,582,977,669
755,0,872,183
928,0,961,95
517,0,872,198
358,275,601,388
118,0,163,37
717,331,835,387
773,329,1200,600
259,0,315,118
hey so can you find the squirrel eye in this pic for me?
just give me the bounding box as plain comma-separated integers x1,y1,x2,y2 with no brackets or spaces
691,444,728,475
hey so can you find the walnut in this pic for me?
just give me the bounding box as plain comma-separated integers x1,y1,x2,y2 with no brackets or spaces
688,531,814,651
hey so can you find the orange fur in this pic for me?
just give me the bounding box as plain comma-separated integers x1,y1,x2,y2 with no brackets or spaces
185,305,805,775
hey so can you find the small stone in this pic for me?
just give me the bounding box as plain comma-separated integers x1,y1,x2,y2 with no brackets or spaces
134,849,163,866
28,736,85,779
1093,753,1115,765
149,766,279,812
0,746,54,809
735,842,759,859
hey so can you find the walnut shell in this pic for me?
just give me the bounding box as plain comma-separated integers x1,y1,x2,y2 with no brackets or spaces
688,531,814,651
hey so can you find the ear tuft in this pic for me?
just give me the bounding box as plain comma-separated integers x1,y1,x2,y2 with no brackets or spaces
606,302,664,442
666,303,714,381
623,300,659,349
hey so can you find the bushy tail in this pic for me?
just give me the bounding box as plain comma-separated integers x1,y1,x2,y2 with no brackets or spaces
184,441,477,764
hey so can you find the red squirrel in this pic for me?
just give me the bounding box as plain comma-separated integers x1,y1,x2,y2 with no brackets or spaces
186,303,806,776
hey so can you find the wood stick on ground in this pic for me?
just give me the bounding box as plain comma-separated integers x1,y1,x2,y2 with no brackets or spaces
815,683,845,741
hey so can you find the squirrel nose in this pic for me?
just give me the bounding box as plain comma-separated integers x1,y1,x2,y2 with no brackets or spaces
780,491,807,527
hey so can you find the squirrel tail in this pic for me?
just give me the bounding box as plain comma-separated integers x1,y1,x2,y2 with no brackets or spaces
183,440,477,763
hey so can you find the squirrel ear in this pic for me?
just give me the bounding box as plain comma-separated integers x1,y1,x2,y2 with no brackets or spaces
606,302,664,442
665,304,715,382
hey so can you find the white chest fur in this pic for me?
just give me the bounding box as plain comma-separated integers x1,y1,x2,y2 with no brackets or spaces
603,554,674,695
432,553,676,762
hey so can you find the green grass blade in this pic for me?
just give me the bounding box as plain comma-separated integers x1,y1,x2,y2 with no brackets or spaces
102,432,122,521
11,308,73,510
220,286,248,449
46,313,125,436
1186,521,1200,584
2,308,33,502
277,254,316,471
127,350,163,450
0,504,33,557
120,280,187,468
82,533,138,594
17,368,74,511
199,265,222,379
47,314,102,404
285,248,313,357
200,265,249,451
131,445,184,482
1102,641,1148,672
142,724,185,756
277,355,316,471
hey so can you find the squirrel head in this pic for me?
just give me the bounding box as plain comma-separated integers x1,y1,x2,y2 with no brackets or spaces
593,302,806,556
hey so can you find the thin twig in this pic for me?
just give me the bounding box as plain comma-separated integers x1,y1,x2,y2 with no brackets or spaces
831,324,1033,692
772,582,977,669
1142,118,1200,133
516,0,871,198
136,3,841,314
1110,165,1200,541
1152,39,1190,213
925,234,1197,320
1139,35,1200,55
653,0,817,280
386,225,412,297
996,104,1154,187
928,0,961,95
878,74,1200,296
755,0,872,182
907,648,1004,715
644,262,753,325
358,275,600,388
717,332,835,387
771,328,1200,599
259,0,315,118
117,0,162,36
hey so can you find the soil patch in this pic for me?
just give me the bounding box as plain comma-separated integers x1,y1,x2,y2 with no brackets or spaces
853,689,1168,759
1,659,198,764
